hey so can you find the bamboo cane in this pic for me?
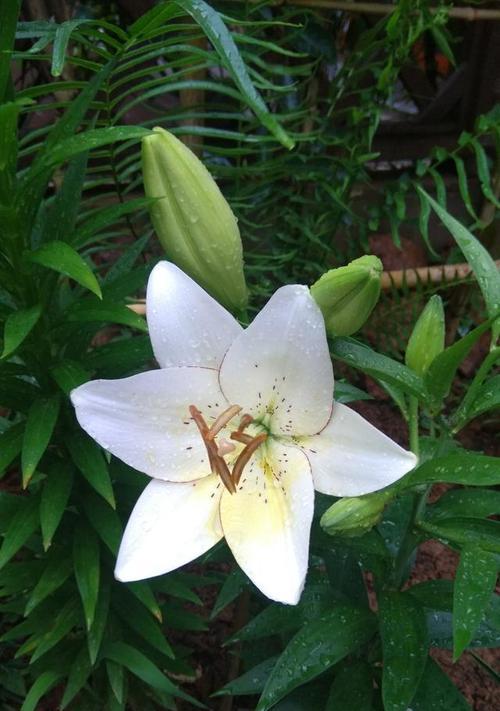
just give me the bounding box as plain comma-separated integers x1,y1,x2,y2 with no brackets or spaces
243,0,500,21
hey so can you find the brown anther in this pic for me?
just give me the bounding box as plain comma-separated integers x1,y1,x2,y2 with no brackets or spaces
189,404,236,494
232,433,268,486
230,431,254,445
237,413,254,432
206,404,242,441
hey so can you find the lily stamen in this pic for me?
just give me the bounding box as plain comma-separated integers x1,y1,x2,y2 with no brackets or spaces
230,431,254,445
189,404,236,494
232,433,268,486
206,404,242,441
237,413,253,432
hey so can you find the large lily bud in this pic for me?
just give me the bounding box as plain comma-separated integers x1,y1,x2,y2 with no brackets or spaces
405,295,445,376
320,489,392,537
142,127,248,312
310,255,383,336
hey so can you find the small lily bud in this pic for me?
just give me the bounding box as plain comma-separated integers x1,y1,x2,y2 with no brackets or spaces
320,489,392,537
310,255,383,336
142,127,248,311
405,295,445,376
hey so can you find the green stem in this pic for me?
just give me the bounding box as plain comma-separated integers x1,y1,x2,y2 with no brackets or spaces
389,395,423,587
408,395,420,458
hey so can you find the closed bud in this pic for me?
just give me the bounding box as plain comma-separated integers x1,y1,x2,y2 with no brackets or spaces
310,255,383,336
405,295,445,376
320,489,392,537
142,127,248,311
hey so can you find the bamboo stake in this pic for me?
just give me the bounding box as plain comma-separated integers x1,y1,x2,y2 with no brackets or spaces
380,260,500,290
126,259,500,314
247,1,500,21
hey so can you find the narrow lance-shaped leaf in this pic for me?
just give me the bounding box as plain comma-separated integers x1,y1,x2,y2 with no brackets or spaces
379,591,428,711
73,520,100,630
257,605,376,711
418,187,500,342
26,241,102,298
410,657,471,710
453,545,498,660
20,671,63,711
1,304,42,359
66,432,115,507
406,452,500,489
39,460,73,550
21,395,60,488
60,645,93,709
175,0,294,149
0,494,39,571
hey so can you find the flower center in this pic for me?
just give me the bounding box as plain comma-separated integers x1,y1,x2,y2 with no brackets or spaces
189,404,267,494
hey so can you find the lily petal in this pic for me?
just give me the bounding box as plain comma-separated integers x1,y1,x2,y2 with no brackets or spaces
147,261,242,369
300,402,417,496
219,285,333,436
71,366,227,481
115,475,223,581
220,441,314,605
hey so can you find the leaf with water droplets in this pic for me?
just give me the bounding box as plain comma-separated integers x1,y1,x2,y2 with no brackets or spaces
453,545,498,660
256,604,376,710
410,657,471,710
379,591,428,711
418,187,500,343
406,452,500,488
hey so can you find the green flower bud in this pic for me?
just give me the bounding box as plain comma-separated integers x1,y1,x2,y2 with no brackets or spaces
320,489,392,537
310,255,383,336
405,295,445,376
142,127,248,311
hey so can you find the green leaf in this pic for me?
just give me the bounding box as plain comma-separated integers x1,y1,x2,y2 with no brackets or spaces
41,151,88,246
418,187,500,341
60,645,93,709
26,240,102,298
84,335,153,376
73,521,100,629
104,642,185,698
0,494,39,571
0,0,21,102
462,374,500,423
427,488,500,521
106,660,125,704
420,518,500,553
21,395,60,487
113,590,174,659
227,583,332,644
334,380,372,404
66,298,147,332
127,581,162,623
81,491,122,554
30,597,80,662
175,0,294,149
1,304,42,358
407,452,500,488
256,605,376,710
453,545,498,660
410,657,471,710
67,432,115,507
379,591,428,711
325,660,373,710
39,460,73,549
87,578,110,664
25,547,73,614
37,127,151,172
51,20,91,77
214,656,278,697
425,319,495,409
50,359,89,394
20,671,62,711
0,422,24,477
407,580,454,611
211,567,248,619
331,337,429,402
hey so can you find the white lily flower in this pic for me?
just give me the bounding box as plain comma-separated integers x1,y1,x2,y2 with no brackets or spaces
71,262,417,605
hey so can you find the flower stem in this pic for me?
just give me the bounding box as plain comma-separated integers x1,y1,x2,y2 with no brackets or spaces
408,395,420,458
